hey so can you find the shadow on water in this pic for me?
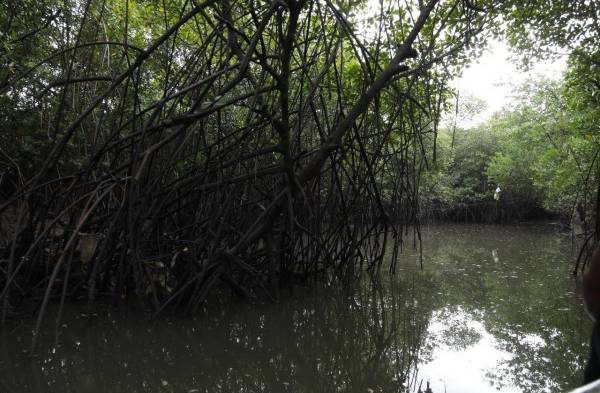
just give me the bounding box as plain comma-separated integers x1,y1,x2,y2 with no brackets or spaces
0,277,432,392
0,224,592,392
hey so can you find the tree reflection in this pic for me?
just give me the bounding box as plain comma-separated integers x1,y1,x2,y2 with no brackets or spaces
0,276,432,393
402,224,591,392
0,224,585,393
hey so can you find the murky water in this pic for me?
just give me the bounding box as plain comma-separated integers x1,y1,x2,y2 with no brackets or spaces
0,224,592,393
410,224,590,393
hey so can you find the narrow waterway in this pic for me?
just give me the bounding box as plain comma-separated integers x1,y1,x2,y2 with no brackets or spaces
0,224,591,392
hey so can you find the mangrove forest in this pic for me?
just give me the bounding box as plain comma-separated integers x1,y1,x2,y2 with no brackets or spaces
1,0,600,391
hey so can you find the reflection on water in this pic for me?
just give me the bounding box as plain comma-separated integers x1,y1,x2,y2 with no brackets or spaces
417,307,518,393
409,224,592,393
0,224,593,392
492,249,499,263
0,280,429,392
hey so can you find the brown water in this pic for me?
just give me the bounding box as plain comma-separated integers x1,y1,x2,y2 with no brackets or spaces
0,224,592,393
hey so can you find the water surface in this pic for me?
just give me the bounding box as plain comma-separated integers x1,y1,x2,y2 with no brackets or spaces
0,224,591,392
410,224,590,393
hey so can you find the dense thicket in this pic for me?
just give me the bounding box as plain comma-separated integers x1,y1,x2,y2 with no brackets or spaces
0,0,491,342
420,78,589,223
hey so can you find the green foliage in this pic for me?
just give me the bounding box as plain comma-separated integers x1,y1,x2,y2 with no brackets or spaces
421,115,500,207
446,126,498,201
422,73,600,218
499,0,600,69
490,0,600,220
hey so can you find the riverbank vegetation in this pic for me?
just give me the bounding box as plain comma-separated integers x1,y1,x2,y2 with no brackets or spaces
420,0,600,227
0,0,599,347
421,73,599,225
